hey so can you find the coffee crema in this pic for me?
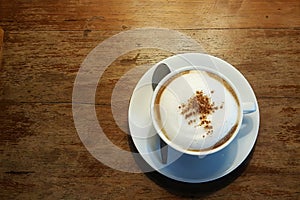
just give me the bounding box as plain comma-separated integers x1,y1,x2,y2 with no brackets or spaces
153,69,241,152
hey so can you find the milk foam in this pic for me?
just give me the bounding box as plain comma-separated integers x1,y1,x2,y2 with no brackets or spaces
154,70,241,152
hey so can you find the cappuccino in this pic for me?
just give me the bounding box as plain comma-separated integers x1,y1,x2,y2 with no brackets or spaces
152,67,242,154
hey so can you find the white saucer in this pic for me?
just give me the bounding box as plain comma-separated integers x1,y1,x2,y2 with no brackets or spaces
128,53,260,183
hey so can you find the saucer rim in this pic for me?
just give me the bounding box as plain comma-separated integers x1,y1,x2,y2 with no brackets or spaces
128,53,260,183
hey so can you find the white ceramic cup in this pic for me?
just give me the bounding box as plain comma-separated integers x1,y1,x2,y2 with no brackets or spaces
150,66,256,156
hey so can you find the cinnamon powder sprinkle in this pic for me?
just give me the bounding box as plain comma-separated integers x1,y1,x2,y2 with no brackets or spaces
179,90,220,134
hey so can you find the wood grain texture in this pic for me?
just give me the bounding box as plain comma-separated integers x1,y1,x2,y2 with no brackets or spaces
0,27,3,66
0,0,300,199
0,0,300,31
1,29,299,104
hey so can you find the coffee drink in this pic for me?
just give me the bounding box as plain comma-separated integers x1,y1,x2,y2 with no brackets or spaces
151,66,242,154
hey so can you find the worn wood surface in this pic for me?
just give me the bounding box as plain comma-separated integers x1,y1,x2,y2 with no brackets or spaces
0,0,299,199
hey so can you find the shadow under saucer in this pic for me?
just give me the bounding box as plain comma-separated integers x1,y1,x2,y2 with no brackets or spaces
128,135,256,197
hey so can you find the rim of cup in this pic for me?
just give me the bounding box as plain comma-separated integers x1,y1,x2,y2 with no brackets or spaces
150,65,244,156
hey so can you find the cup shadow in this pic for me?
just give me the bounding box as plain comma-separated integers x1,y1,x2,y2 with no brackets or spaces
128,135,256,197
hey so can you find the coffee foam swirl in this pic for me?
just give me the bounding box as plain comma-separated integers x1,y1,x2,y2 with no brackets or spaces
153,69,241,152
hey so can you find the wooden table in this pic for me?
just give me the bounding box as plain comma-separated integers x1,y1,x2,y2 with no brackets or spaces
1,0,299,199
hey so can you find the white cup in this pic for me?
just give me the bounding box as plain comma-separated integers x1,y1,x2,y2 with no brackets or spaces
150,66,256,156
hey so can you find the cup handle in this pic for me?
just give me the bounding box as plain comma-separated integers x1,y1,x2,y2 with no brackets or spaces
242,102,256,114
